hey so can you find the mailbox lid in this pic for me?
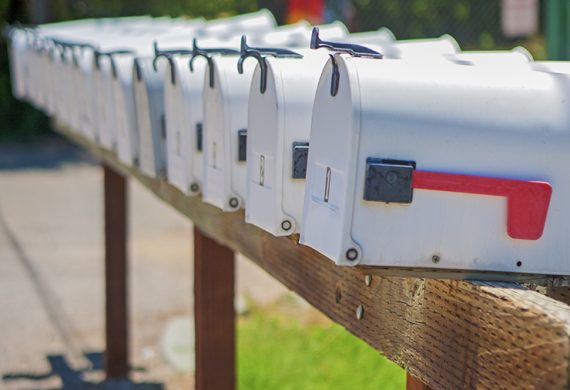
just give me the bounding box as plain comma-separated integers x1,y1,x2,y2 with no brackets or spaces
202,56,255,211
305,54,570,275
246,50,330,235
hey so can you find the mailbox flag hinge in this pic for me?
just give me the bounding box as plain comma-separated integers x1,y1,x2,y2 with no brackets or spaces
412,171,552,241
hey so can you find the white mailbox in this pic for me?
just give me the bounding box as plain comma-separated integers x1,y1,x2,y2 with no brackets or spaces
132,55,170,178
201,51,257,210
244,38,368,234
111,52,141,165
162,40,243,194
301,45,570,277
162,22,348,196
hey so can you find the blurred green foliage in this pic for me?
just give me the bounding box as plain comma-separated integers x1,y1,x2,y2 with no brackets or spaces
238,304,405,390
351,0,518,49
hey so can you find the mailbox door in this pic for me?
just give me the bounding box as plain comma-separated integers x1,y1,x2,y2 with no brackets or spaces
165,57,194,194
246,63,281,231
188,60,207,193
96,62,119,149
7,30,28,100
203,60,233,210
246,53,328,235
113,57,139,166
134,58,167,178
203,56,255,211
301,55,362,263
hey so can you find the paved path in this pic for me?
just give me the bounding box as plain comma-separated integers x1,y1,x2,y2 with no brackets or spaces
0,135,287,389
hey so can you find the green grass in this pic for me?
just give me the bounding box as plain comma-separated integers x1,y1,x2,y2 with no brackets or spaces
238,303,405,390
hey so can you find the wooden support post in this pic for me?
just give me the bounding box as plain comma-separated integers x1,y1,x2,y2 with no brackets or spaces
407,374,433,390
103,164,129,379
194,227,235,390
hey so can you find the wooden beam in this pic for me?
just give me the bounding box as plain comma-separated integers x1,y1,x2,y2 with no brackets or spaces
60,126,570,390
103,164,129,379
194,227,235,390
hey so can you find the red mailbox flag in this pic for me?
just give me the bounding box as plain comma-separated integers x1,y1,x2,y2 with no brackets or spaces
287,0,324,24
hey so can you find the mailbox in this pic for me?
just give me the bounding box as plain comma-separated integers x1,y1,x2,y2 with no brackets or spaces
161,39,242,194
301,43,569,277
133,56,170,178
112,52,141,165
201,52,257,210
243,42,334,234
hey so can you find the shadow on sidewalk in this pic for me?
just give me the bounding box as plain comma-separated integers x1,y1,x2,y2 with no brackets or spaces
0,132,96,171
2,351,163,390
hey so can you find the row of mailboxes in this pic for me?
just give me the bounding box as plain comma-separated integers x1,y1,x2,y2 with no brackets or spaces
8,15,570,279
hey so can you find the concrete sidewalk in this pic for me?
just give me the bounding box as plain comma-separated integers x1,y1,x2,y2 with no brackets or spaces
0,135,287,389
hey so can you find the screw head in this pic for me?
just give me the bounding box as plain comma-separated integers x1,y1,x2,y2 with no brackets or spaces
229,197,239,208
281,220,292,232
365,275,372,287
385,170,398,184
346,248,358,261
432,255,440,264
356,305,364,320
190,183,200,193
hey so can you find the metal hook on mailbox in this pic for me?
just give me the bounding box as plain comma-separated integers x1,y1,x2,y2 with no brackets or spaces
152,41,193,85
310,27,383,59
310,27,382,97
188,38,240,89
94,48,134,78
237,35,302,94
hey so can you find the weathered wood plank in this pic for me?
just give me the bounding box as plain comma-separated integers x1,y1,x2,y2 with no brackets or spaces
194,227,235,390
58,126,570,390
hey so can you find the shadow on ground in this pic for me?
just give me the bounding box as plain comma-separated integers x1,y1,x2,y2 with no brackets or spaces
2,351,163,390
0,132,95,170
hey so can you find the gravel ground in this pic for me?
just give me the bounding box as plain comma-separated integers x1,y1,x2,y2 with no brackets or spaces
0,135,288,389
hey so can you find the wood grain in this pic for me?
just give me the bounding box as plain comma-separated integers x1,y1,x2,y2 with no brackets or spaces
59,126,570,390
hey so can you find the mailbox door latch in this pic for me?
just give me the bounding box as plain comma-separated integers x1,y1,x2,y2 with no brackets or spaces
364,158,415,203
238,129,247,162
196,122,203,151
292,142,309,179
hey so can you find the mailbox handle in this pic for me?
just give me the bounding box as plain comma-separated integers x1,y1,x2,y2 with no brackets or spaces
94,49,135,78
153,42,193,84
188,38,240,88
310,27,383,59
412,171,552,240
237,35,302,94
